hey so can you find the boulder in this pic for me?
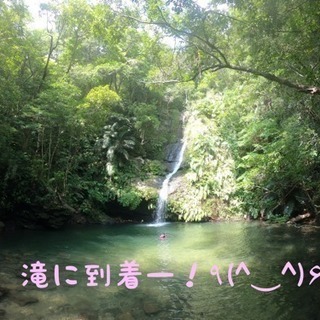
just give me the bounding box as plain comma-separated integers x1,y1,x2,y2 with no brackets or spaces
117,311,135,320
143,301,161,315
10,292,39,306
0,287,9,301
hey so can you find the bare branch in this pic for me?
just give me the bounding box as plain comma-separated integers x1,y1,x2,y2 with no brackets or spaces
225,64,320,94
143,79,180,84
121,7,320,95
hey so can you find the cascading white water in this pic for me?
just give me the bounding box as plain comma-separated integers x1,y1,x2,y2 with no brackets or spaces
154,140,187,223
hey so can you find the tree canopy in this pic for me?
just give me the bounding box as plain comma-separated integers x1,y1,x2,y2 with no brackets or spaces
128,0,320,94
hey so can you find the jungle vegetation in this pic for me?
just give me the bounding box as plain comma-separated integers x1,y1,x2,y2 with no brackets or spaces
1,0,320,226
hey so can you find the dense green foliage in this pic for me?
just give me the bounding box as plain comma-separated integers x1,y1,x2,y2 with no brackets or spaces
176,73,320,221
1,0,320,226
0,0,183,226
147,0,320,221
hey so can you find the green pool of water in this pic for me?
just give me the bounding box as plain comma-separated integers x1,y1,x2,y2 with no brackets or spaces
0,221,320,319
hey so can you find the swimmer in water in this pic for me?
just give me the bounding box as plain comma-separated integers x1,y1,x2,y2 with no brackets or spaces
159,233,167,240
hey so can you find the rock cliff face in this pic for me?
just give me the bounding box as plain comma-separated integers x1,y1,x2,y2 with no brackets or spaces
160,142,187,197
165,142,183,171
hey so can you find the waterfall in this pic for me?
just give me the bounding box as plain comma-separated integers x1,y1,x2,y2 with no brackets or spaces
154,140,187,223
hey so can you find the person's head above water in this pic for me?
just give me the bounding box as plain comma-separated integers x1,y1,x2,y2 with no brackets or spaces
159,233,167,240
